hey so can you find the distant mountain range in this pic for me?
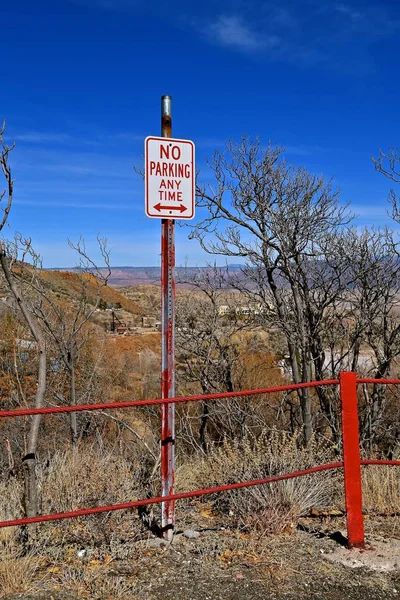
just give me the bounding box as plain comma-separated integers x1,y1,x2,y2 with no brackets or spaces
53,265,245,287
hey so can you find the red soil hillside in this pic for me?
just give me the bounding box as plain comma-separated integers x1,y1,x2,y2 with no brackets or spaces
38,270,143,316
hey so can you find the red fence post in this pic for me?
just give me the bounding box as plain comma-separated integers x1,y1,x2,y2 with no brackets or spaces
340,371,365,549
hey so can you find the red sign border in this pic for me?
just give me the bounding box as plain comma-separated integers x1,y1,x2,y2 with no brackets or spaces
145,136,195,220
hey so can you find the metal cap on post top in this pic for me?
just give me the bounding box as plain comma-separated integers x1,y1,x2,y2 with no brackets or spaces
161,95,172,138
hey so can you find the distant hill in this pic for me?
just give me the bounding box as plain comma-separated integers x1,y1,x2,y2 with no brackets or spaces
0,267,144,331
52,265,245,287
38,270,143,315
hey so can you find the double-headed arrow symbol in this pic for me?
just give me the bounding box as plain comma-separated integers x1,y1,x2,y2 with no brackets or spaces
154,203,187,213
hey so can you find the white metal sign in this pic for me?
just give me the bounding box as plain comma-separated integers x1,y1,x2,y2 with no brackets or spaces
145,136,195,219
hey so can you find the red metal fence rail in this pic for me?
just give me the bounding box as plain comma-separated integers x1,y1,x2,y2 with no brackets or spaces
0,379,341,418
0,373,399,549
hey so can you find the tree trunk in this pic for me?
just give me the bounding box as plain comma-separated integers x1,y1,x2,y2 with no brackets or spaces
69,358,78,444
299,389,313,446
0,246,46,518
199,400,209,453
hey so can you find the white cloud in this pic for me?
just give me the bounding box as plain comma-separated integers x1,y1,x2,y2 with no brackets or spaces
13,132,76,144
14,199,139,210
12,130,144,147
334,3,362,21
68,0,138,9
351,204,388,218
205,15,278,53
284,144,327,157
194,137,225,149
42,163,129,177
196,2,400,69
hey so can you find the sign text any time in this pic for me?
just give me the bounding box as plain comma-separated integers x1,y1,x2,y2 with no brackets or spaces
145,137,195,219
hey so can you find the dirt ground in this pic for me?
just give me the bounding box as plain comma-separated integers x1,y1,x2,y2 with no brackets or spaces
3,513,400,600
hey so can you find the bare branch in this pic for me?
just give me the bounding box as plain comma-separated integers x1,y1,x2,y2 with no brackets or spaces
372,147,400,223
0,119,15,232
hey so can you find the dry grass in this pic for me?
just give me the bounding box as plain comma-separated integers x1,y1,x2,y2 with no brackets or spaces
0,538,135,599
362,464,400,514
0,430,398,599
0,538,47,595
0,444,149,597
0,477,23,538
55,563,136,599
178,430,339,533
0,442,153,562
33,443,149,550
39,445,138,513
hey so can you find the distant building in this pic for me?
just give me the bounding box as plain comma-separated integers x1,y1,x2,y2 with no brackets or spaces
218,301,274,318
15,338,37,351
142,316,157,328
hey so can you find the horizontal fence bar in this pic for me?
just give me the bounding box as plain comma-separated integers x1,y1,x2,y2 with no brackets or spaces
0,379,340,419
0,462,344,529
357,378,400,385
2,378,400,421
361,459,400,466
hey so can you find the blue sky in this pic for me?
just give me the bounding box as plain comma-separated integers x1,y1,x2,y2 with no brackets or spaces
2,0,400,267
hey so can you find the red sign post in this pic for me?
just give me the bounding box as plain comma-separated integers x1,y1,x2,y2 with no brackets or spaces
159,96,175,541
144,96,195,540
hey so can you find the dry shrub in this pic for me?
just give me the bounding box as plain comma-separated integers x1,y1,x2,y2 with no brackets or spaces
178,430,339,533
0,477,23,542
36,443,146,548
362,465,400,514
0,439,158,557
0,538,46,595
40,445,137,512
56,563,136,599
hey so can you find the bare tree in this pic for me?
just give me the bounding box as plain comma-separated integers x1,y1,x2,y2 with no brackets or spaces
176,264,296,452
185,139,400,449
191,138,354,444
0,121,46,517
344,228,400,450
176,266,246,451
13,235,111,444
